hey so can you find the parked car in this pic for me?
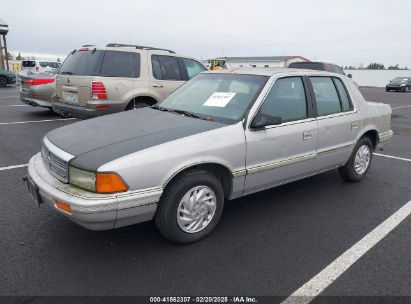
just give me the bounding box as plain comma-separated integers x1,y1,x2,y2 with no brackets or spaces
288,61,350,77
22,60,61,73
53,43,208,119
26,68,393,243
20,69,59,108
385,77,411,92
0,69,17,87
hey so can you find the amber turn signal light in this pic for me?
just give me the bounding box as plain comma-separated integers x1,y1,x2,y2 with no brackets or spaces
54,200,72,213
96,173,128,193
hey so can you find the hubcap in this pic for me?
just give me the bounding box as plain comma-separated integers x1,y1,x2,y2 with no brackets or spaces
177,186,217,233
354,145,371,175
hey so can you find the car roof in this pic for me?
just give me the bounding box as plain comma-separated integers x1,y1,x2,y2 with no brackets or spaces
204,68,343,77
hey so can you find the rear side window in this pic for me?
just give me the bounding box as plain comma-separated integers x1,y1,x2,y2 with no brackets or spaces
182,58,207,79
100,51,140,78
22,61,36,67
259,77,308,123
333,78,351,111
151,55,183,80
310,77,341,116
60,50,104,76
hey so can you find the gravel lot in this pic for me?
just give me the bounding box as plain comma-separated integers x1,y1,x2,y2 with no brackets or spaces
0,85,410,302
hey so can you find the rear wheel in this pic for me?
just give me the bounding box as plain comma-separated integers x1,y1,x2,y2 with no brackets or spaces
339,137,373,182
125,98,154,110
0,77,7,87
155,170,224,244
405,86,409,93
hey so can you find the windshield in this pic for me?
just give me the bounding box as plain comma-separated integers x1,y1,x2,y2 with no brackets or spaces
22,61,36,67
392,77,409,82
158,73,268,123
60,50,104,76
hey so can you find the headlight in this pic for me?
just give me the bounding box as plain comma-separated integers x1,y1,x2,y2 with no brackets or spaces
69,166,128,193
400,84,406,87
69,166,96,192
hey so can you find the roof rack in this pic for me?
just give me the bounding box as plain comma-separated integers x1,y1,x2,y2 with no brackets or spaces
106,43,175,54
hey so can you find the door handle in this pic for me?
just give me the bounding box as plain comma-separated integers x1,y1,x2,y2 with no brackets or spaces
152,84,164,88
303,131,313,141
351,122,359,129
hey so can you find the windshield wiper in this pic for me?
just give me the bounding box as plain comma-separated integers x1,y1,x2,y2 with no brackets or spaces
151,105,212,121
60,71,73,75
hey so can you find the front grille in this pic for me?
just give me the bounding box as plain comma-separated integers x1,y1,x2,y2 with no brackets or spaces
41,142,69,183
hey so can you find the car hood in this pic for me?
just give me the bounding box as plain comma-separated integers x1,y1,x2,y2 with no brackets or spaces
389,80,406,85
46,108,227,171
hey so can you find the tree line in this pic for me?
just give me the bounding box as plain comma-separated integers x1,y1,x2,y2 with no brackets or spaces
344,63,408,70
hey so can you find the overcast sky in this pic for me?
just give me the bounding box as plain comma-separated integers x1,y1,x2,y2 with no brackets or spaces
2,0,411,67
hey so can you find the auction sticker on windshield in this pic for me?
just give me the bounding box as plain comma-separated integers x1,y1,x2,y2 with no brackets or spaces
203,92,236,107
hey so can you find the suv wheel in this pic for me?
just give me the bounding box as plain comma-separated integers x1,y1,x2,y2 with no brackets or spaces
155,170,224,244
126,99,152,110
339,137,373,182
0,77,7,88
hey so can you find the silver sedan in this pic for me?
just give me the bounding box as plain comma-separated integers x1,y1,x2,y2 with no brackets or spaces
26,68,393,243
19,69,58,108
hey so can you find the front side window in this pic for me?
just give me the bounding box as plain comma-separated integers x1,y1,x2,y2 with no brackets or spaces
158,73,268,123
100,51,140,78
152,55,183,80
258,77,307,123
310,77,341,116
182,58,207,79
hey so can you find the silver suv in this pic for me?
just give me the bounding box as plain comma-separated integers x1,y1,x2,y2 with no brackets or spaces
53,43,207,118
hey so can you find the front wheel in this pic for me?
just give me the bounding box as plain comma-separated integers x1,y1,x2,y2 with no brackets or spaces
155,170,224,244
0,77,7,88
339,137,373,182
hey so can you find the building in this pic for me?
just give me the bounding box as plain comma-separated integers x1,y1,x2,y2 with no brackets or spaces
204,56,310,69
0,18,10,70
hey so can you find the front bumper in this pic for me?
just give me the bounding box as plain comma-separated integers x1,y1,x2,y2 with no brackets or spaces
52,100,125,119
28,153,161,230
386,86,406,91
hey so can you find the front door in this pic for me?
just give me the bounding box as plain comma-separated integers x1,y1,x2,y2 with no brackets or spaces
244,76,318,194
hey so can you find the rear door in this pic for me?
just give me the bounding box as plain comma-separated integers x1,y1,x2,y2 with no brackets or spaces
56,49,103,106
309,76,361,171
149,54,186,101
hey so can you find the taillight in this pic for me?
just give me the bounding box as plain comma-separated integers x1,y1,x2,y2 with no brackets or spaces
26,78,55,86
91,81,107,100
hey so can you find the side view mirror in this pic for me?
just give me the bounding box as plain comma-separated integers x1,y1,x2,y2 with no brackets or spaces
250,113,282,130
347,74,352,79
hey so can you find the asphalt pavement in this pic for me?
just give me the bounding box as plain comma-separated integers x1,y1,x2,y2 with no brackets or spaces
0,85,410,302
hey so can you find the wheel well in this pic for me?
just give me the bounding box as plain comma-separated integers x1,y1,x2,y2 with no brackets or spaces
126,96,157,109
361,130,378,149
165,164,233,199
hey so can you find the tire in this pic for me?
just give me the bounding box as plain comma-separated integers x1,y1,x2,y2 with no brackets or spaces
339,137,373,182
0,77,7,88
155,170,224,244
405,86,409,93
125,98,152,110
